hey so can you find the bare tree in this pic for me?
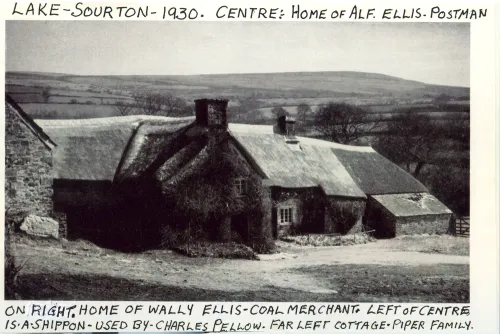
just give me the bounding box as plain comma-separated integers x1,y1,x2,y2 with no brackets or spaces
133,92,189,116
313,102,381,144
113,100,134,116
374,109,441,177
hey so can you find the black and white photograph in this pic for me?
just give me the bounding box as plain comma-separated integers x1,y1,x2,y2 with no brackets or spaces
5,21,470,302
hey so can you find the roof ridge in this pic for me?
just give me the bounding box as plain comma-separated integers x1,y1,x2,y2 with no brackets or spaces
5,94,56,149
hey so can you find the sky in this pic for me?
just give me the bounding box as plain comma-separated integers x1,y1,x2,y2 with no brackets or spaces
6,21,470,87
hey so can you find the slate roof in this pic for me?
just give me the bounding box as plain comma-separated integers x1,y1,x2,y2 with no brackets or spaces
333,148,428,195
371,193,452,217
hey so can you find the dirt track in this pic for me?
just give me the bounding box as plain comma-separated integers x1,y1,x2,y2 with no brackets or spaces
11,236,469,302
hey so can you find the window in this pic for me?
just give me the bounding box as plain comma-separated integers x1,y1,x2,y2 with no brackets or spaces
234,178,248,196
279,207,294,224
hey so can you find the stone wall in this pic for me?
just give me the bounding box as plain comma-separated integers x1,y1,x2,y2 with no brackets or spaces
5,103,54,224
397,214,452,235
364,197,452,237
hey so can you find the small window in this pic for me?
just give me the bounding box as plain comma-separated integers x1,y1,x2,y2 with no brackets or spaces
234,178,248,196
279,207,294,224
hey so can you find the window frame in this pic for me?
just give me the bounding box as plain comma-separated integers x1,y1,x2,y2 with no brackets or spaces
233,177,248,197
279,206,294,224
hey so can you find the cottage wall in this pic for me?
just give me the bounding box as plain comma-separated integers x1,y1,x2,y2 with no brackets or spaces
5,104,53,222
216,140,275,252
271,189,366,237
156,138,275,253
272,188,325,237
325,197,366,235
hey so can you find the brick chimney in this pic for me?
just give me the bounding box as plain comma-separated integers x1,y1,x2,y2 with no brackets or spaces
195,99,228,129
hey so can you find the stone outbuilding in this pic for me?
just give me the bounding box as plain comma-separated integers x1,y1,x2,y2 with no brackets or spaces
4,94,64,238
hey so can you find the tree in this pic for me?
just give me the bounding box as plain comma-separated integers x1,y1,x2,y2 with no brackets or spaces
238,97,262,113
433,93,451,106
114,100,135,116
313,102,381,145
374,109,440,177
297,102,311,124
133,92,189,116
228,98,262,122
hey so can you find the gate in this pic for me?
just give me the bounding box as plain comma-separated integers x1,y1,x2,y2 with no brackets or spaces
452,215,470,237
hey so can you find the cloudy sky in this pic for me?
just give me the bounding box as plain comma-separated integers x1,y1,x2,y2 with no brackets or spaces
6,21,469,87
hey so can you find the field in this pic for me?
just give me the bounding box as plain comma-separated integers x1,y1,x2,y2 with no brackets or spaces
11,235,469,302
6,70,469,118
18,103,119,119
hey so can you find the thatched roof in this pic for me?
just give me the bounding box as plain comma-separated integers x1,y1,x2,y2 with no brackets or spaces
49,127,133,181
114,119,195,181
37,115,430,199
332,147,428,195
38,116,193,181
35,115,191,129
229,125,366,198
371,193,452,217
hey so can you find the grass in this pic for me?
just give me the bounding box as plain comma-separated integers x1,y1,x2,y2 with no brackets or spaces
20,103,118,119
382,234,470,256
8,233,469,302
14,273,345,301
292,263,469,303
14,263,469,302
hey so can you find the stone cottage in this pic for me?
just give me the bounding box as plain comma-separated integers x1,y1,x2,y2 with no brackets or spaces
4,94,64,238
30,98,453,252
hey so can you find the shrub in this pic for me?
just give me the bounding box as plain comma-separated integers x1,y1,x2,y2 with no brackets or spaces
282,233,375,247
174,242,259,260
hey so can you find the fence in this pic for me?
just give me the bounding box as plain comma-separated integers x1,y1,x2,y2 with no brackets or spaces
451,215,470,237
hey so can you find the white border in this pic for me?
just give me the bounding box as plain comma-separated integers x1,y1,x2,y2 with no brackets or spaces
0,1,498,333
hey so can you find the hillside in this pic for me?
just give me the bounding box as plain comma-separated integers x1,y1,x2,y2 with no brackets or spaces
6,70,469,101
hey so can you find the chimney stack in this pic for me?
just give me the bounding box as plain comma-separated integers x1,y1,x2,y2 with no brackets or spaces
277,115,297,142
195,99,228,129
